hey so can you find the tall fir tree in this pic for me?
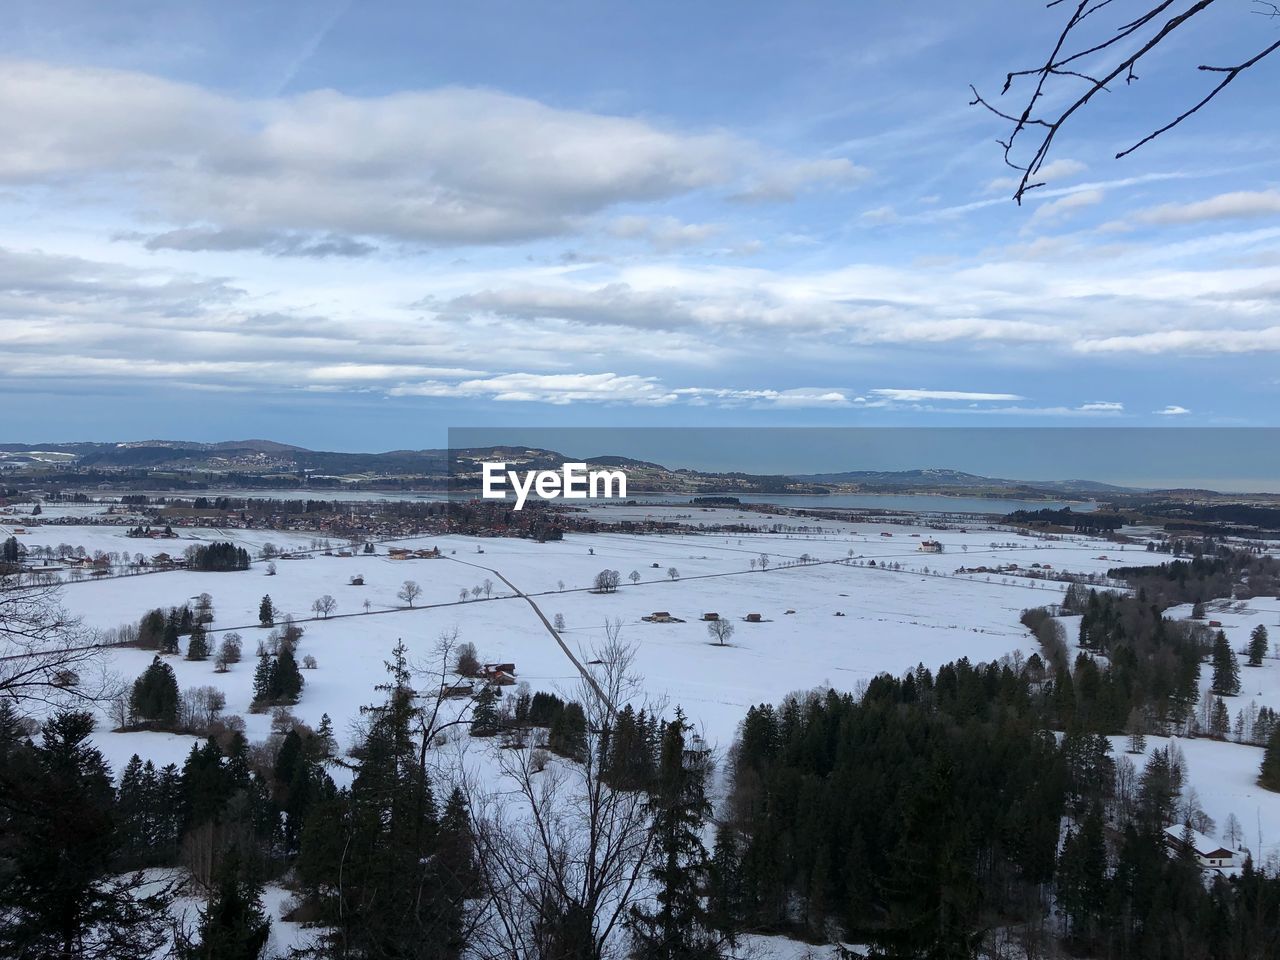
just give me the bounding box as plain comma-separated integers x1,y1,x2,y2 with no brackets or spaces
1211,630,1241,696
1249,624,1269,667
628,709,719,960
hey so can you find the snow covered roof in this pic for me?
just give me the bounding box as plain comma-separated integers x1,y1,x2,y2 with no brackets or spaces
1162,825,1235,859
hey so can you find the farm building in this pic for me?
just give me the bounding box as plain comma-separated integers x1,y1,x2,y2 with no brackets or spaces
1162,826,1242,872
745,613,763,623
919,539,943,553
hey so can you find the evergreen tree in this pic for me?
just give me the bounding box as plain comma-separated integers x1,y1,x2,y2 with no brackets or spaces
251,653,275,706
183,848,271,960
628,710,718,960
1211,630,1241,696
1056,805,1107,948
1249,624,1269,667
470,684,501,736
707,825,744,946
1260,725,1280,792
130,657,180,727
161,615,181,656
186,623,210,661
548,700,588,760
0,711,171,958
258,595,274,628
1210,696,1231,739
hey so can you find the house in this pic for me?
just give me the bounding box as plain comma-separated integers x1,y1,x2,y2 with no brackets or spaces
1162,826,1243,871
387,548,412,560
702,612,720,621
745,613,763,623
440,681,475,700
642,611,684,623
919,539,943,553
482,662,516,677
880,532,893,537
414,547,442,559
1209,620,1224,628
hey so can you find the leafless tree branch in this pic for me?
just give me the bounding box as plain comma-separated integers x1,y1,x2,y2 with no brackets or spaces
972,0,1280,203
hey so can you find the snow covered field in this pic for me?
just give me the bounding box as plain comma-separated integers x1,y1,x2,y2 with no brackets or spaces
18,513,1277,955
38,518,1142,765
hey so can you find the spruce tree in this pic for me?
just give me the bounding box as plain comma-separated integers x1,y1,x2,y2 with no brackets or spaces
183,847,271,960
1249,624,1269,667
628,709,718,960
0,711,171,958
1056,805,1106,948
130,657,180,727
258,595,274,628
1261,726,1280,792
186,623,210,661
1211,630,1241,696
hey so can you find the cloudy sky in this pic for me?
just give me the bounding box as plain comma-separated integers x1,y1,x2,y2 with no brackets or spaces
2,0,1278,449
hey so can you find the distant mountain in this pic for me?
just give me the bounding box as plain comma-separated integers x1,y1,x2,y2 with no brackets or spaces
791,468,1135,494
0,438,1139,498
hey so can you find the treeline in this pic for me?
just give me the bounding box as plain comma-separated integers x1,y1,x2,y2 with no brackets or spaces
188,541,251,571
716,660,1280,958
1006,506,1127,532
1110,549,1279,604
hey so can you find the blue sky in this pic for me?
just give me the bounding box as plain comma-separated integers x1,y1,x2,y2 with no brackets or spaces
2,0,1278,451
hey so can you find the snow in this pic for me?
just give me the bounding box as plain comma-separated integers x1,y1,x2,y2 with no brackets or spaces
16,511,1280,954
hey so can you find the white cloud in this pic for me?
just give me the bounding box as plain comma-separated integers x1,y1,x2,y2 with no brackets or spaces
0,59,857,247
1028,188,1105,225
860,205,898,225
730,157,871,203
1135,190,1280,226
1155,404,1191,416
869,388,1024,402
1077,401,1125,412
607,216,722,250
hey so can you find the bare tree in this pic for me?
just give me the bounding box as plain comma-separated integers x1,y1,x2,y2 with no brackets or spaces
628,570,641,585
466,634,659,959
311,594,337,619
0,575,117,709
667,567,680,581
758,553,770,571
973,0,1280,203
398,580,423,608
483,578,494,599
708,618,735,646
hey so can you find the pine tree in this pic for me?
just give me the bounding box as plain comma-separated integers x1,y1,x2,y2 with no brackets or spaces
628,709,718,960
183,847,271,960
274,646,303,702
1210,696,1231,740
1211,630,1241,696
707,824,744,945
186,623,210,661
251,652,274,706
1125,708,1146,754
1249,624,1269,667
1261,726,1280,792
1056,805,1107,948
130,657,180,727
470,684,500,736
0,711,171,958
258,595,274,628
161,615,181,656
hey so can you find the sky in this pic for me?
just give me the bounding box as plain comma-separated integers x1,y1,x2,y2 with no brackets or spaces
1,0,1279,452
